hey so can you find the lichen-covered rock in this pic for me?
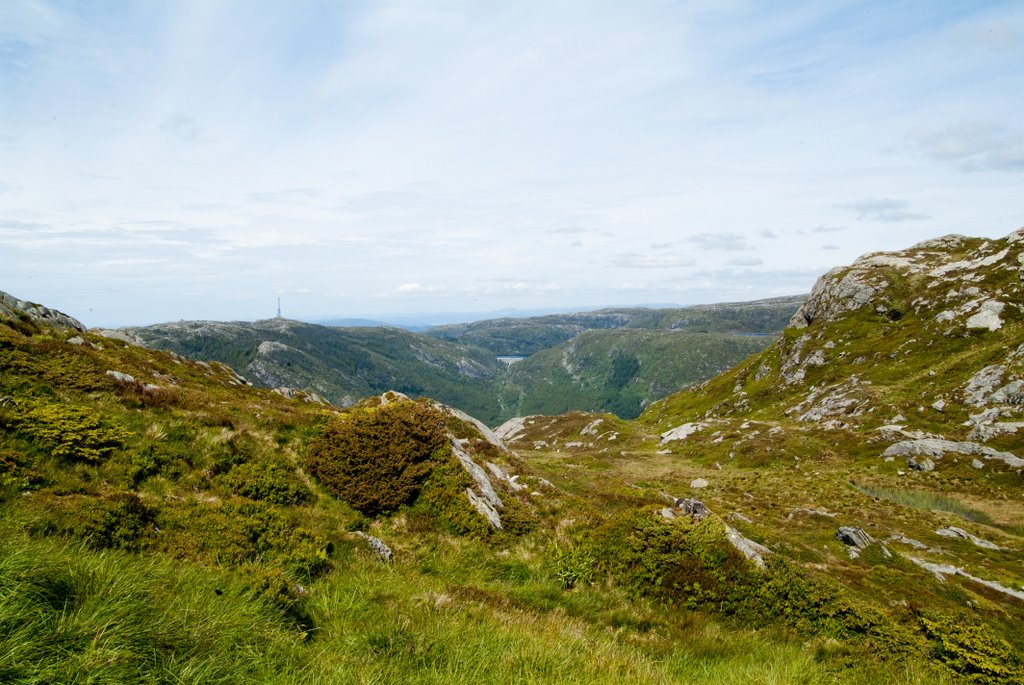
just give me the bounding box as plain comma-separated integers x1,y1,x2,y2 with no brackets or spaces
789,266,879,328
907,456,935,472
673,497,710,521
106,370,136,384
965,300,1005,331
0,289,85,332
660,421,708,443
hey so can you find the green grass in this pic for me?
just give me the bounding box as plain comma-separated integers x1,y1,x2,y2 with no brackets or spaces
0,526,958,685
0,530,308,684
852,484,994,525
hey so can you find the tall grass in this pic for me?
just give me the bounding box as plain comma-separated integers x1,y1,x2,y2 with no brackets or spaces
0,532,307,684
0,529,956,684
852,484,993,524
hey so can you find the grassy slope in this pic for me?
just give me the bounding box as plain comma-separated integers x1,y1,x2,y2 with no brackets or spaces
0,301,962,684
498,233,1024,683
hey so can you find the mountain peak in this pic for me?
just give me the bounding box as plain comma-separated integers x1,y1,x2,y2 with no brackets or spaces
789,227,1023,330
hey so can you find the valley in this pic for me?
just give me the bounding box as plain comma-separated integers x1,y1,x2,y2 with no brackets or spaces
120,296,799,424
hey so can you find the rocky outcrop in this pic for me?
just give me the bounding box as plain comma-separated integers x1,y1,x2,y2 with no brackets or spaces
436,403,510,453
789,266,879,328
935,526,1001,550
0,289,85,332
106,370,136,384
883,439,1023,468
660,421,711,444
451,439,504,529
907,556,1024,602
354,531,393,562
836,526,874,550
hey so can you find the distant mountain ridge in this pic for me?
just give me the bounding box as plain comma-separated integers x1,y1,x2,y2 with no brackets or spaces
424,295,804,356
120,297,803,424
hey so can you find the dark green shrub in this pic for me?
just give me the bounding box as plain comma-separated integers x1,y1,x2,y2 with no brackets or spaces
598,510,747,606
304,400,448,516
0,450,44,494
499,496,539,536
82,492,156,551
207,431,256,475
223,461,311,505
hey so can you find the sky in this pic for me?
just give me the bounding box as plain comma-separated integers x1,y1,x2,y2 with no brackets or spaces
1,1,1022,327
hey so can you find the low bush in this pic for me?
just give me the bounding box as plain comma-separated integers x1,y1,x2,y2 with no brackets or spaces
8,400,127,463
223,460,311,505
593,508,898,643
921,613,1023,684
304,400,448,516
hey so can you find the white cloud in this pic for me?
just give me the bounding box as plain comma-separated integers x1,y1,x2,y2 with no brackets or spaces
687,232,751,251
611,253,694,269
836,199,930,223
393,282,445,295
908,122,1024,172
159,112,200,142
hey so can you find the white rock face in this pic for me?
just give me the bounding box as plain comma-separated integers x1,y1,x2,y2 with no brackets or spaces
437,403,509,452
883,439,1023,468
450,439,505,529
789,267,878,328
929,248,1010,277
106,370,136,384
257,340,290,355
690,478,709,489
660,422,706,444
906,557,1024,601
964,300,1005,331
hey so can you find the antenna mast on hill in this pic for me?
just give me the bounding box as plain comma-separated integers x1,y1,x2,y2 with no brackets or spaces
277,297,281,318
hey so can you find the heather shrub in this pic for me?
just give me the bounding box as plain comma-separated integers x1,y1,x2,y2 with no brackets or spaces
304,400,448,516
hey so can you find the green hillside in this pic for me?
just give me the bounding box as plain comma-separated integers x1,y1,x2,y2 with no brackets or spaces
121,318,507,423
498,329,774,419
3,229,1024,684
